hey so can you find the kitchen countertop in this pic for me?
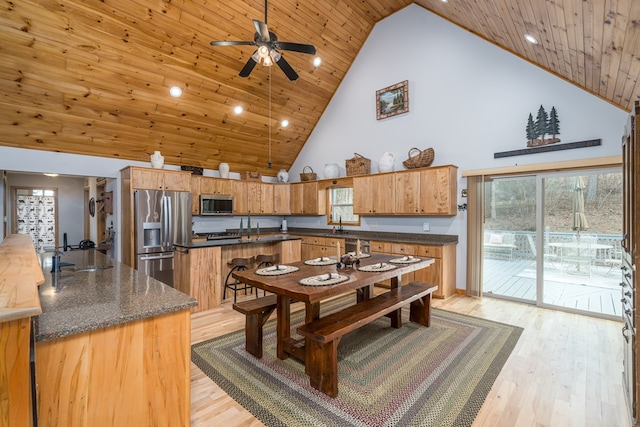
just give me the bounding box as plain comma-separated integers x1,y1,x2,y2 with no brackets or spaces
35,249,197,342
216,227,458,246
174,235,302,249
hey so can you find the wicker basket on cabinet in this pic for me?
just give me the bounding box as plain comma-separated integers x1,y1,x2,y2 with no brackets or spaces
345,153,371,176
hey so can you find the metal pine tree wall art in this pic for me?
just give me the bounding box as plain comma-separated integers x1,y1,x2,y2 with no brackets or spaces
526,105,561,147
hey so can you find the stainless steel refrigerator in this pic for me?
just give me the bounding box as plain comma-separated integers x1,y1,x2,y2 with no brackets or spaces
134,189,191,287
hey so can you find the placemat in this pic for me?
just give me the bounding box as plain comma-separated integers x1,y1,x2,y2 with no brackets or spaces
255,265,300,276
298,273,349,286
304,257,338,266
389,256,422,264
358,262,397,272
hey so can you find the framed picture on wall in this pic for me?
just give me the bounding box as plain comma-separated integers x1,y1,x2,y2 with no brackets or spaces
376,80,409,120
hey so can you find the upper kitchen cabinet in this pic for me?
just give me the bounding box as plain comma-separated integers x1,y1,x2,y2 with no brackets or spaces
200,177,233,196
290,182,326,215
353,173,395,215
247,182,274,215
232,181,248,214
395,165,458,216
273,184,291,215
128,167,191,191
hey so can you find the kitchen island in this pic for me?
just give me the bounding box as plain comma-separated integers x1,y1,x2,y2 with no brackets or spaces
174,235,301,312
35,247,197,426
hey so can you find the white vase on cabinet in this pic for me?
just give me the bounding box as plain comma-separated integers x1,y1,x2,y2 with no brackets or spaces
277,169,289,183
219,162,230,178
324,163,339,179
150,151,164,169
378,152,395,172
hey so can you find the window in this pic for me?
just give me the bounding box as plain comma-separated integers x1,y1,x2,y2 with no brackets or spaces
328,187,359,225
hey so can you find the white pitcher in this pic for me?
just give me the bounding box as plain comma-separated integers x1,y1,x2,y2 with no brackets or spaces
378,152,395,172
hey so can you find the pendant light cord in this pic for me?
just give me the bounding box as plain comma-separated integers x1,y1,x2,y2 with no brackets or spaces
268,67,272,168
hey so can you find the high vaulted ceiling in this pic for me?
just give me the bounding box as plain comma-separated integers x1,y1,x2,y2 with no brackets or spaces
1,0,639,176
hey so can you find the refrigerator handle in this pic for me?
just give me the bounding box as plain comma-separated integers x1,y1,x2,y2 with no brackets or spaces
163,195,172,246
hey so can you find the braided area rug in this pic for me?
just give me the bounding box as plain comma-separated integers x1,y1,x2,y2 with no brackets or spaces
192,296,523,427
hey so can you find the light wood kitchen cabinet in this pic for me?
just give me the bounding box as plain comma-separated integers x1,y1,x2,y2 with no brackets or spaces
232,181,248,214
295,235,344,260
414,244,456,298
191,175,201,214
369,239,456,298
129,166,191,191
200,176,233,195
290,182,326,215
247,182,274,214
273,183,291,215
394,165,458,216
353,173,395,214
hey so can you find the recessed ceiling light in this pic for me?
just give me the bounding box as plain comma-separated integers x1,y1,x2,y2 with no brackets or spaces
233,105,244,115
524,34,539,44
313,57,322,67
281,119,289,128
43,173,59,177
169,86,183,97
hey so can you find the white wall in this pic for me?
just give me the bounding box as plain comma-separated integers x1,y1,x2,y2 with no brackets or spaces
289,5,628,290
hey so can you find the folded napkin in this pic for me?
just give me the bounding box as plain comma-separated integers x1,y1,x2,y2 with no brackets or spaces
264,264,285,271
317,273,341,281
312,257,330,262
402,255,414,261
371,262,388,269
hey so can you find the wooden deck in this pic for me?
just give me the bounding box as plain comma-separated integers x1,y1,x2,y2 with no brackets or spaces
483,258,622,318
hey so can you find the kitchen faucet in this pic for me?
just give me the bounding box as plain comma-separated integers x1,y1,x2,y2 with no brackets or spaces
51,250,74,273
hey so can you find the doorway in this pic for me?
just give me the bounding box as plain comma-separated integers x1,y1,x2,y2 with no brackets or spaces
482,168,623,319
12,187,58,252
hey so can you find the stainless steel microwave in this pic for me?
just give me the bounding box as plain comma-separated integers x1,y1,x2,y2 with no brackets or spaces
200,194,234,215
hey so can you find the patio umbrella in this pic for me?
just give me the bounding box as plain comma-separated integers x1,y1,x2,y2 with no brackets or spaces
572,176,589,238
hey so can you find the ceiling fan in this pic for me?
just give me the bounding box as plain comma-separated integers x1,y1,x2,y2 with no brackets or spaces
210,0,316,81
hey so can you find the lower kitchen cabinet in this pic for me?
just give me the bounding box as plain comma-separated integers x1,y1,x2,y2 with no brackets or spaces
370,240,456,298
414,244,456,298
294,235,344,260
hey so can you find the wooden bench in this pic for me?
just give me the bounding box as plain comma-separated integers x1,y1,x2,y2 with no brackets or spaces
296,281,438,397
233,295,278,358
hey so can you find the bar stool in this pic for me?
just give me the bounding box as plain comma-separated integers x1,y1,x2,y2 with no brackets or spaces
255,254,280,296
224,256,255,303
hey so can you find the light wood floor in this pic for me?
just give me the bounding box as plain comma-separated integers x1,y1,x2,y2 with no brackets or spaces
190,291,632,427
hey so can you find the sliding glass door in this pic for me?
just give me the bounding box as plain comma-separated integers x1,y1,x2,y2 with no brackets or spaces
482,175,537,303
482,168,622,319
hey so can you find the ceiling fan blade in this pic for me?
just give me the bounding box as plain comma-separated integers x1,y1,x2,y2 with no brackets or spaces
276,42,316,55
253,19,270,41
239,53,259,77
274,54,299,81
210,40,255,47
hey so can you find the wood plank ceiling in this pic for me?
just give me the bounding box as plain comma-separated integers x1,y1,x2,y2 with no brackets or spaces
1,0,639,176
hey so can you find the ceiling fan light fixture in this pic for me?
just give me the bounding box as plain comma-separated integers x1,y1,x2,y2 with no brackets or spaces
313,56,322,67
524,34,539,44
233,105,244,115
281,119,289,128
262,54,274,67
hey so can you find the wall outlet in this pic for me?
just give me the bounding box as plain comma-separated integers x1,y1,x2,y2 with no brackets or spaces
422,222,430,232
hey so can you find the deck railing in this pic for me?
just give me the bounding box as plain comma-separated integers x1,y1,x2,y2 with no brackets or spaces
484,230,622,266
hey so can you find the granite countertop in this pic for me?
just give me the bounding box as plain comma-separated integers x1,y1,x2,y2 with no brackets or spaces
175,235,302,249
35,249,197,342
248,228,458,246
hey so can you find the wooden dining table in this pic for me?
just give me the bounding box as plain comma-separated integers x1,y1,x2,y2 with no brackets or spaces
232,253,435,361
